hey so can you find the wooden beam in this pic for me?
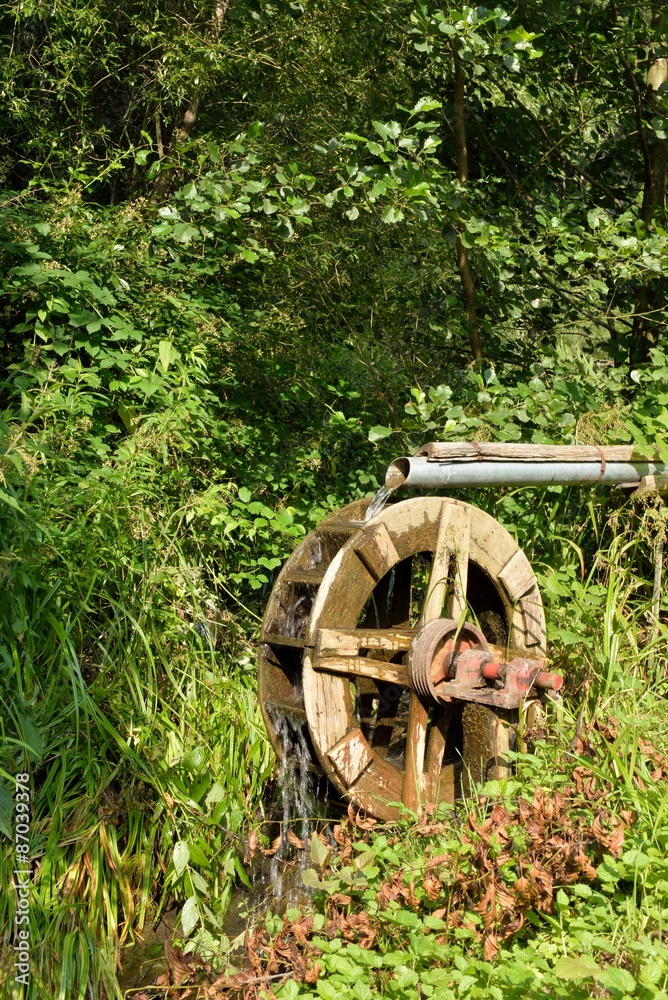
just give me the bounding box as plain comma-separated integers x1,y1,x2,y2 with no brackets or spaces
315,655,409,686
317,626,415,656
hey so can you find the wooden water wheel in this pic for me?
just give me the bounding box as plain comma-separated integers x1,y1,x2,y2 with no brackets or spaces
259,496,547,820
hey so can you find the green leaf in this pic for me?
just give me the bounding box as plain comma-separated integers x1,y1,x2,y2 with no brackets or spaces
18,715,44,764
180,896,200,936
411,97,442,113
596,967,636,995
368,425,393,443
381,206,404,224
553,955,601,980
0,489,21,511
68,309,98,327
301,868,339,892
238,486,252,503
310,832,330,869
173,223,199,243
158,340,173,373
0,783,12,839
173,841,190,877
234,854,252,889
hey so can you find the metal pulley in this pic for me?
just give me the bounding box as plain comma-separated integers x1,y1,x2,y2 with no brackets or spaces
408,617,563,709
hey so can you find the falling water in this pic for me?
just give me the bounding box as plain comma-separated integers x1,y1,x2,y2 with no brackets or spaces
363,483,396,522
269,712,316,904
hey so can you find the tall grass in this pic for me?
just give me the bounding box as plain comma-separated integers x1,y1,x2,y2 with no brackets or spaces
0,379,274,999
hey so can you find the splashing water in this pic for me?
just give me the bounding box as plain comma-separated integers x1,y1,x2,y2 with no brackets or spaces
269,712,316,903
363,483,396,522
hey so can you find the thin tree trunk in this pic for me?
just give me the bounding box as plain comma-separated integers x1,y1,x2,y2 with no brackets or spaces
451,45,483,362
622,6,668,363
150,2,228,203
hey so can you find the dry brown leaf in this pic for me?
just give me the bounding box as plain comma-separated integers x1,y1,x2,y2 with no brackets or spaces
263,835,282,857
426,852,450,870
245,828,260,862
289,915,314,946
347,801,377,830
304,961,322,983
592,813,625,857
329,892,352,906
422,871,442,902
483,931,499,962
287,830,305,850
164,940,192,987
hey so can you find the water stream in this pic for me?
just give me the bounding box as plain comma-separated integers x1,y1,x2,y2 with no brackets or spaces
269,712,316,902
363,483,396,522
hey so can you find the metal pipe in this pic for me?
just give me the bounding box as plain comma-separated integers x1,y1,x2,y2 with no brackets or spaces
385,455,667,490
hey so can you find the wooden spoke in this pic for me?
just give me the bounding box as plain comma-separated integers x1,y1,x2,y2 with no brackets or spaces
445,504,472,621
401,694,429,811
422,504,472,624
423,706,450,805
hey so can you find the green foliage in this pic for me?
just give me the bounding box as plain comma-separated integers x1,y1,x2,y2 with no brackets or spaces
3,0,668,996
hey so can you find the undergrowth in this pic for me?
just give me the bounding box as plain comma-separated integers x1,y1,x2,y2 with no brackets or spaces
143,498,668,1000
152,703,668,1000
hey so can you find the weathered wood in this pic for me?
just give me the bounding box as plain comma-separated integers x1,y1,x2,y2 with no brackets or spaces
315,655,409,685
262,633,306,648
447,508,471,620
258,497,371,766
423,706,450,805
498,549,535,601
353,521,400,580
417,442,651,463
462,704,514,793
265,696,307,721
283,568,325,585
402,694,429,811
422,511,451,622
633,473,668,496
317,626,415,656
317,520,365,533
327,728,373,786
